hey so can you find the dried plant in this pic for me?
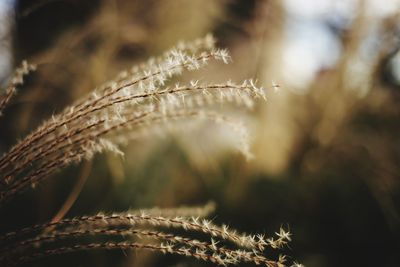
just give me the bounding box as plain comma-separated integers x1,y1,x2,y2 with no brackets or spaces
0,35,301,267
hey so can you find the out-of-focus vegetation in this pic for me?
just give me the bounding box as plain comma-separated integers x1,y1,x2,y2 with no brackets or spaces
0,0,399,266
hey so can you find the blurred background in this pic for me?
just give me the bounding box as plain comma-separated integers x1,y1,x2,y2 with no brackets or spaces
0,0,400,266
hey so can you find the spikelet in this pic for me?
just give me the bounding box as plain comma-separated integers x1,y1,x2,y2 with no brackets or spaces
0,211,295,267
0,36,301,267
0,36,269,204
0,60,36,116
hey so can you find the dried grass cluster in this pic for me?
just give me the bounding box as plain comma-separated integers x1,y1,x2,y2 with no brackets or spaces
0,36,301,267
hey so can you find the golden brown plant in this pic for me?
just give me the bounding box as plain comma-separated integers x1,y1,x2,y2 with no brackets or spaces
0,35,300,267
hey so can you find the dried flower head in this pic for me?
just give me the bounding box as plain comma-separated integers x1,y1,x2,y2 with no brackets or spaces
0,35,301,267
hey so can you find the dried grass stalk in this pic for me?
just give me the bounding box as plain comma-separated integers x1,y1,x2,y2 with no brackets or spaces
0,35,301,267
